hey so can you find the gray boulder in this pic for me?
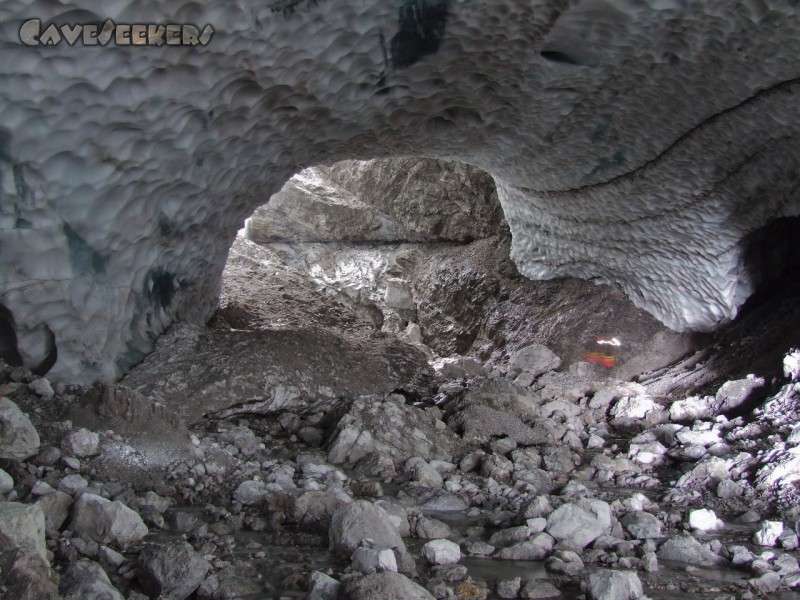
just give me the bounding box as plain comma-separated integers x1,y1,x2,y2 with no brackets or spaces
233,480,269,505
138,541,210,600
0,547,58,600
328,395,462,467
0,501,47,559
60,559,124,600
36,490,73,534
509,344,562,379
546,499,612,549
0,398,40,460
620,511,662,540
716,377,764,412
61,428,100,458
657,535,726,566
0,467,13,494
70,493,148,545
308,571,340,600
584,570,643,600
340,571,435,600
329,500,413,572
496,533,555,560
520,578,562,599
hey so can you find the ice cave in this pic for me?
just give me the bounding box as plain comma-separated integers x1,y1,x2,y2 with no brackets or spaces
1,1,800,599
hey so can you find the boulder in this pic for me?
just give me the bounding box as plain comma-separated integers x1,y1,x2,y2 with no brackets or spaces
308,571,340,600
0,398,40,460
328,395,461,467
0,502,47,559
520,579,562,599
422,539,461,565
351,547,397,575
688,509,724,531
70,493,147,546
138,541,210,600
546,500,612,549
233,480,269,505
340,571,435,600
36,490,73,534
329,501,412,572
496,533,555,560
656,535,726,566
620,511,662,540
0,547,58,600
61,428,100,458
28,378,55,399
669,396,718,421
509,344,561,379
0,467,13,494
716,376,764,412
59,559,124,600
754,520,784,546
451,405,554,446
584,570,643,600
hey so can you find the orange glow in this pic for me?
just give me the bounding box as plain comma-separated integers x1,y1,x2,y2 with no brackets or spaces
585,351,617,367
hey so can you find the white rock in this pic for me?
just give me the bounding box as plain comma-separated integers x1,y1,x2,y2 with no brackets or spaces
408,459,444,488
611,395,659,421
754,521,784,547
0,468,14,494
351,547,397,574
62,428,100,458
0,398,40,460
329,500,410,567
688,508,724,531
587,434,606,449
401,322,424,345
676,428,720,447
784,351,800,381
670,396,717,421
28,377,54,399
422,539,461,565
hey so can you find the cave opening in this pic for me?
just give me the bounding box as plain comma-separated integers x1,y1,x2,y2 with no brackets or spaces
0,303,22,368
211,157,704,393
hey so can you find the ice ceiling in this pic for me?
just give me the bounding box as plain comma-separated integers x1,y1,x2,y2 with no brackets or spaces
1,0,799,382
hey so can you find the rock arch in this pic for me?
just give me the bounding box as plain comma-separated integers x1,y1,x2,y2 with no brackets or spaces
1,0,799,382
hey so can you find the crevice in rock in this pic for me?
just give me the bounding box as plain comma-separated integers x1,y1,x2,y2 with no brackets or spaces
0,303,22,368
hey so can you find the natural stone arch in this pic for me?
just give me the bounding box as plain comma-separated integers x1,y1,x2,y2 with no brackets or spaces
1,0,799,382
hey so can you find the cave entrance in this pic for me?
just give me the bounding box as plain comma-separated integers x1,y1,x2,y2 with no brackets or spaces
214,157,507,346
213,158,698,381
740,215,800,305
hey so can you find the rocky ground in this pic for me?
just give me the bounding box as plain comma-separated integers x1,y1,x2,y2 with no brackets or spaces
2,160,800,600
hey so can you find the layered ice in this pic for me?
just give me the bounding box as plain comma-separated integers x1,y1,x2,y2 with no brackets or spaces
1,0,799,381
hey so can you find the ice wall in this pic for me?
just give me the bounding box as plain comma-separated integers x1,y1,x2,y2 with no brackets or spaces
1,0,799,381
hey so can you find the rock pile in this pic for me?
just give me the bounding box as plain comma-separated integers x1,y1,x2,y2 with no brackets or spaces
2,334,800,598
